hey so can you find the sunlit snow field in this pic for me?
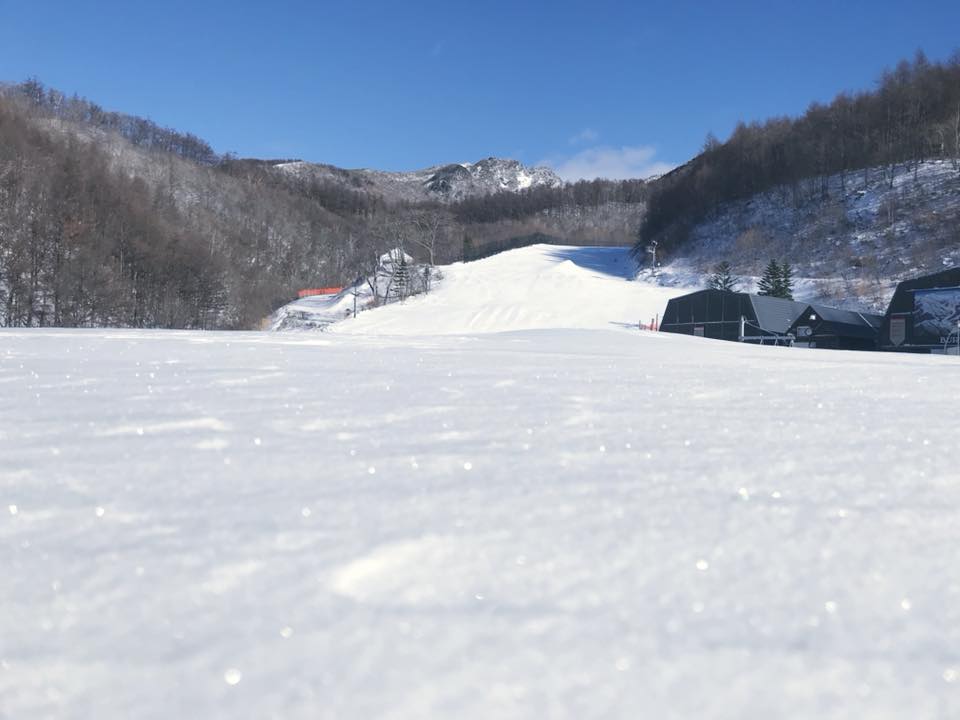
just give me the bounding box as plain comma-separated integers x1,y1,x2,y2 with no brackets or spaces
3,247,960,719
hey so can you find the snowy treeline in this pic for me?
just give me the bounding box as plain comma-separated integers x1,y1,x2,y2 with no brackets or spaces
0,81,651,330
640,52,960,257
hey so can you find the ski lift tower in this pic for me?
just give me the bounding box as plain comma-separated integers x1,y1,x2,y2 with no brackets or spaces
646,240,659,273
350,275,363,318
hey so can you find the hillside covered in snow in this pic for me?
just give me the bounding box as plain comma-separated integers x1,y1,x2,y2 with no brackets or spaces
644,160,960,312
270,244,685,334
636,54,960,311
0,81,645,331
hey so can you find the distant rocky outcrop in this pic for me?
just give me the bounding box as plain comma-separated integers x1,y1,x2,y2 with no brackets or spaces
273,156,561,203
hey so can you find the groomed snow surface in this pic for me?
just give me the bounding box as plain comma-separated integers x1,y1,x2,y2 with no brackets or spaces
273,244,676,333
4,246,960,719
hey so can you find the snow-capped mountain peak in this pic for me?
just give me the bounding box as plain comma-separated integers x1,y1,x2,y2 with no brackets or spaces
273,156,562,203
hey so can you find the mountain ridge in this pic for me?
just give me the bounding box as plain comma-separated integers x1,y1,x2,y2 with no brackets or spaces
0,80,643,330
271,156,562,203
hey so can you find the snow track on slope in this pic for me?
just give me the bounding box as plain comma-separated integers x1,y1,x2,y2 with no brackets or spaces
331,244,683,335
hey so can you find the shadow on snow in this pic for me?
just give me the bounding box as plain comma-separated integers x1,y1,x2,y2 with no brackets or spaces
544,246,636,280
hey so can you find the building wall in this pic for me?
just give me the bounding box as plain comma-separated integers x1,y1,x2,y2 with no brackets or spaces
660,290,758,342
879,269,960,352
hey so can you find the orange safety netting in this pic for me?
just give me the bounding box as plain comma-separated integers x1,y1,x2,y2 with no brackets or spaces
297,287,343,298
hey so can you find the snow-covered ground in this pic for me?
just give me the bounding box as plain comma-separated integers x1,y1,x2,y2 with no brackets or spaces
5,246,960,719
4,326,960,719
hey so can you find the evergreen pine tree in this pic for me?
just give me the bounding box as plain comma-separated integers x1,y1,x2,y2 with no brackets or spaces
779,261,795,300
757,259,781,296
707,261,738,291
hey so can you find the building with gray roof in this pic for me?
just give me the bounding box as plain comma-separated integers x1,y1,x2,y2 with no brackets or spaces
787,305,883,351
659,289,805,345
659,289,881,350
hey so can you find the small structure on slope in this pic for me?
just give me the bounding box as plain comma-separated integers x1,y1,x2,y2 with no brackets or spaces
659,289,806,345
787,306,883,351
879,267,960,354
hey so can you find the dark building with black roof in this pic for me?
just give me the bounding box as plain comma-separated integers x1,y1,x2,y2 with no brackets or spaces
879,267,960,353
660,289,884,350
787,305,883,351
659,289,806,344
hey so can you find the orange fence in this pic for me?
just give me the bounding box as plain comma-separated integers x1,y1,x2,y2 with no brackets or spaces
297,287,343,298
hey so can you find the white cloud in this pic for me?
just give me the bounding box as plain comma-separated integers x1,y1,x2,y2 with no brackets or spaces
568,128,599,145
545,145,675,182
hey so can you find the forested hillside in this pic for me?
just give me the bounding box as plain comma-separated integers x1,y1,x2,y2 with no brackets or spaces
0,99,225,327
9,50,957,331
638,52,960,259
650,159,960,312
0,88,369,328
0,81,649,329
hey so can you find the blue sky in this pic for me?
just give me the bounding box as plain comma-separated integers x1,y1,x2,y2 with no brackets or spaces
2,0,959,179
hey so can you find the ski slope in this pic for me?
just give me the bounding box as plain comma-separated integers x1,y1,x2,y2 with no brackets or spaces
273,245,683,334
4,247,960,719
